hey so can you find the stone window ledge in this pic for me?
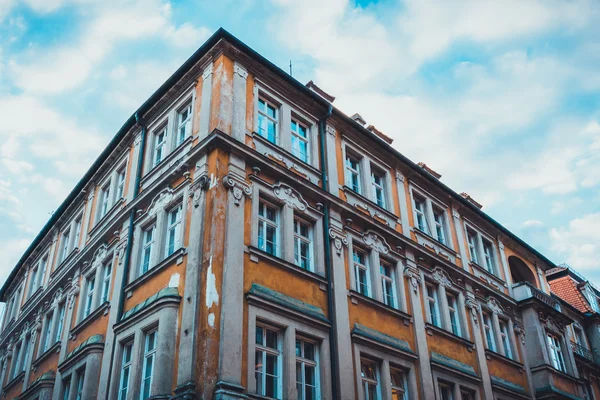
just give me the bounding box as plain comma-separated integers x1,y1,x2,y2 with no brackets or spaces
88,197,125,237
342,186,400,228
425,322,475,352
32,341,61,370
470,261,506,286
484,349,524,371
530,363,581,382
49,248,80,280
3,371,24,391
413,228,458,260
124,248,186,294
247,246,328,288
70,301,110,339
21,286,44,311
348,290,412,325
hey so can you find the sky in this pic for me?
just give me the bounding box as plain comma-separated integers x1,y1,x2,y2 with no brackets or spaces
0,0,599,289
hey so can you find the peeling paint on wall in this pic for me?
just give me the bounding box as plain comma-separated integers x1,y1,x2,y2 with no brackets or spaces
206,255,219,308
168,273,180,288
210,173,218,189
208,313,215,327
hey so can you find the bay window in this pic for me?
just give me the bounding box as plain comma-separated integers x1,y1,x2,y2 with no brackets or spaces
390,367,408,400
360,359,380,400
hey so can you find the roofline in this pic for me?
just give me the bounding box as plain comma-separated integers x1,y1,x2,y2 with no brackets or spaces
0,27,559,300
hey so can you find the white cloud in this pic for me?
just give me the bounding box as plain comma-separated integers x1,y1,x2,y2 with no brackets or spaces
0,238,32,287
523,220,543,228
0,180,20,206
550,213,600,270
1,158,34,174
9,0,208,95
164,23,210,48
0,0,14,22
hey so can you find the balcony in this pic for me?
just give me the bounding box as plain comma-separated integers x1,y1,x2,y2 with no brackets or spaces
571,341,600,366
513,281,561,312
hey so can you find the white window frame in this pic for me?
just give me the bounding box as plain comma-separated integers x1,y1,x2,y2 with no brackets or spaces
118,341,133,400
463,222,501,277
254,322,283,399
140,329,157,400
482,312,496,352
499,319,513,359
426,283,441,328
257,199,280,257
83,275,95,319
55,302,66,343
360,358,381,400
164,203,183,258
75,367,85,400
446,292,461,337
432,205,448,246
101,260,112,303
345,152,363,194
41,310,54,353
353,248,371,297
140,223,156,276
410,187,453,250
293,216,314,271
60,229,71,263
257,96,280,144
547,333,567,372
291,116,310,164
380,259,397,308
176,101,193,145
99,182,112,219
116,166,127,201
152,125,168,167
296,336,320,400
28,266,39,298
371,165,387,209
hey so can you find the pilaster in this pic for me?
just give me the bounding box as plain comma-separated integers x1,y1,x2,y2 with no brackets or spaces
231,62,248,142
467,293,494,400
199,62,214,139
451,209,470,269
497,240,513,297
324,126,339,195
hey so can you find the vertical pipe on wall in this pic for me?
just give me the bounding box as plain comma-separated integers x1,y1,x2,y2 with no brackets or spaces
318,105,340,399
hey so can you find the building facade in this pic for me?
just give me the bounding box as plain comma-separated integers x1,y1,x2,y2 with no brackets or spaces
0,28,598,400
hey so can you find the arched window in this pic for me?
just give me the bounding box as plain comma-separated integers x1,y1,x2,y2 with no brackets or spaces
508,256,537,288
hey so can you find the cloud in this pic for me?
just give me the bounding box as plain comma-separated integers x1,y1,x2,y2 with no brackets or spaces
523,220,543,228
550,213,600,270
1,158,34,174
8,0,208,95
0,238,32,288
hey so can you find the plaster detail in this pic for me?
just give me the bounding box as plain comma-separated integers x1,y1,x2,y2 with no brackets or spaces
486,297,504,315
273,182,308,211
222,174,252,207
403,266,421,293
361,230,390,254
328,228,348,256
432,266,453,288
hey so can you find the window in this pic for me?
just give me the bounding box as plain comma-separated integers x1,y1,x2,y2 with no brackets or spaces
61,229,71,262
439,382,454,400
466,229,478,264
353,249,370,296
345,154,362,194
118,342,133,400
380,261,396,308
11,343,21,378
141,330,157,399
101,260,112,303
460,390,474,400
177,102,192,145
42,311,53,352
62,377,71,400
291,119,309,163
83,277,95,318
360,359,380,400
371,167,387,209
447,293,461,337
255,325,281,399
28,267,38,298
426,284,441,328
116,168,126,200
75,368,85,400
482,239,496,274
483,312,496,351
73,217,82,249
547,333,566,372
296,338,319,400
20,337,30,373
100,183,111,219
586,289,599,312
413,195,429,234
165,204,183,257
433,207,447,245
499,320,513,359
55,303,66,343
390,367,408,400
153,127,167,166
257,97,278,144
140,225,156,275
258,201,279,256
294,218,313,271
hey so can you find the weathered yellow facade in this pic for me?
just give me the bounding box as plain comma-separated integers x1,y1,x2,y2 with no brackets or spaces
0,28,598,400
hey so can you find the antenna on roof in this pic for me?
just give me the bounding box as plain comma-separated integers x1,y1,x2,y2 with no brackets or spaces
289,60,293,76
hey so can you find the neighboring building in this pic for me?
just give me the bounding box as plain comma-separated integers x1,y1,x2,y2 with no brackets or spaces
0,28,596,400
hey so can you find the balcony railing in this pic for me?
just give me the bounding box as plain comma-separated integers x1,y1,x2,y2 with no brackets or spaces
571,341,600,366
513,281,561,311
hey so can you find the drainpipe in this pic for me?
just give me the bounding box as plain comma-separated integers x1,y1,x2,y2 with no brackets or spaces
105,113,147,400
318,105,340,399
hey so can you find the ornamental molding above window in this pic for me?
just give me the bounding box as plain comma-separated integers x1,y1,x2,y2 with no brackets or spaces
432,266,453,289
90,244,109,270
361,230,391,255
272,182,308,211
540,313,566,334
486,297,504,316
147,188,177,217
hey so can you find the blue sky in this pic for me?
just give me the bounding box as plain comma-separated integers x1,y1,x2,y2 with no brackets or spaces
0,0,599,288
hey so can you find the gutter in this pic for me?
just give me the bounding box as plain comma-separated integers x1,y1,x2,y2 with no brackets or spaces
318,105,339,399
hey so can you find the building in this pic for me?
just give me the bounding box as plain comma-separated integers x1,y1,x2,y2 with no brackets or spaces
0,27,598,400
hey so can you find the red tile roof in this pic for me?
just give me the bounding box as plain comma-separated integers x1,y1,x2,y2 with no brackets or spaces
549,275,594,314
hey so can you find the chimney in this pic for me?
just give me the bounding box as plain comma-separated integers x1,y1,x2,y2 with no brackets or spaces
460,192,483,209
351,113,366,126
366,124,393,145
417,162,442,179
305,81,335,103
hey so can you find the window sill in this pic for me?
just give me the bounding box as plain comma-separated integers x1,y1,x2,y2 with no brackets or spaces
470,262,506,286
89,197,125,236
3,371,24,391
251,132,321,185
484,349,524,370
124,248,186,294
70,301,110,339
21,286,44,312
141,136,193,187
32,341,61,370
342,186,400,228
247,246,328,287
425,322,475,351
530,363,580,382
50,248,80,279
413,229,457,263
348,290,413,324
